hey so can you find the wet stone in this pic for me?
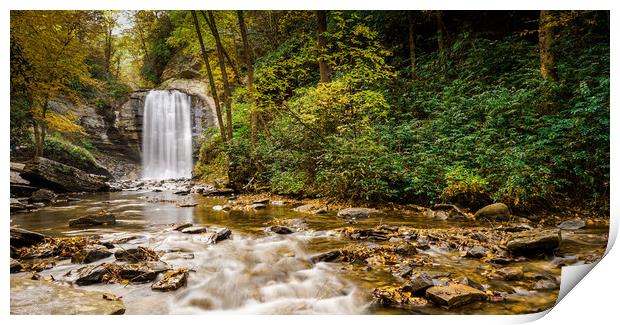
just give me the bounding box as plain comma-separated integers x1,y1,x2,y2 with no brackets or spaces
172,223,193,231
10,227,48,249
253,198,270,204
403,273,434,296
114,247,159,262
558,218,586,230
11,258,23,273
310,250,342,263
118,262,170,283
181,226,207,234
68,212,116,228
426,283,486,308
268,225,294,235
75,264,110,286
151,269,189,291
337,207,383,219
533,279,559,290
506,229,561,256
463,245,488,258
497,266,524,281
71,245,112,264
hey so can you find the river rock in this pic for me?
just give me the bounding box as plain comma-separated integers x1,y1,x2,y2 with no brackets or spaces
250,203,267,210
463,245,489,258
71,245,112,264
474,203,510,221
10,198,29,212
10,277,125,315
310,250,342,263
151,269,189,291
28,189,57,203
75,264,110,285
403,273,434,295
293,204,327,214
337,207,383,219
497,266,523,280
533,279,559,290
10,227,48,249
253,198,270,204
506,229,561,256
426,283,486,308
11,258,23,273
69,212,116,227
432,204,471,221
267,225,294,235
114,247,159,262
558,218,586,230
20,157,109,192
117,262,170,283
172,223,193,231
205,227,232,243
181,226,207,234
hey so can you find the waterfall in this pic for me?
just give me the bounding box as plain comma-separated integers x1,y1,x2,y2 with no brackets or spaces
142,90,193,180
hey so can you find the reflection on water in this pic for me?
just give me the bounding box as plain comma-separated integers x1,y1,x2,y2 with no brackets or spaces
10,190,608,315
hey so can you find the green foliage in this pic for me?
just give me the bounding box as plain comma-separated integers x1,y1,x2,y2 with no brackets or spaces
43,135,98,169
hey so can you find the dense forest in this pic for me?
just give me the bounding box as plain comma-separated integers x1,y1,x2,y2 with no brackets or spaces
10,10,610,213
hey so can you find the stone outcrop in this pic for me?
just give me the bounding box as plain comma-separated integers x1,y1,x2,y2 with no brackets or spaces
10,277,126,315
506,229,561,256
21,157,109,192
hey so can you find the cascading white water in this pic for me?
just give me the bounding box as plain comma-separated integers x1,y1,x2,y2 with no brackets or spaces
142,90,193,180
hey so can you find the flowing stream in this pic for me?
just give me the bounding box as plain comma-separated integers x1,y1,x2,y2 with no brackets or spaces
10,189,608,315
142,90,193,180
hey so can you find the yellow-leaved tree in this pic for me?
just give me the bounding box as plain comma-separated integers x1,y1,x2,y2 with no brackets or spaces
10,10,100,158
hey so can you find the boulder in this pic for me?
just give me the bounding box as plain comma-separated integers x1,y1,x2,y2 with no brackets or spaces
403,273,434,295
151,269,189,291
250,203,267,210
426,283,486,308
462,245,489,258
267,225,294,235
506,229,561,256
10,277,125,315
21,157,109,192
533,279,559,290
11,258,23,273
310,250,342,263
207,227,232,243
10,227,48,249
337,207,383,219
474,203,510,221
117,262,170,283
69,212,116,227
28,189,57,203
253,198,270,204
114,247,159,262
293,204,327,214
172,223,193,231
558,218,586,230
71,245,112,264
74,264,110,285
497,266,523,280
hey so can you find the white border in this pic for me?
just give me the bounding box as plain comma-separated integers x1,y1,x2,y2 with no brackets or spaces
2,1,616,324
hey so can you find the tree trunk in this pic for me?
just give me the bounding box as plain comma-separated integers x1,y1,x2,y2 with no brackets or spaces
539,10,558,81
104,27,112,74
436,11,446,76
237,10,257,153
203,10,234,141
191,11,227,141
316,10,331,83
408,13,416,78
